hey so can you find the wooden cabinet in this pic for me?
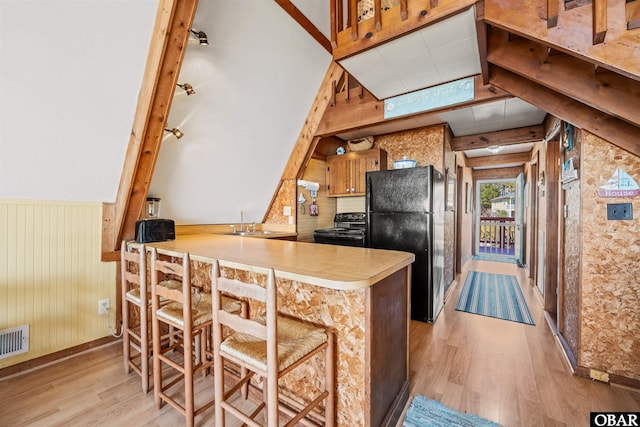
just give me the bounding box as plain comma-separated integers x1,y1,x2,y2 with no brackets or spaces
326,148,387,197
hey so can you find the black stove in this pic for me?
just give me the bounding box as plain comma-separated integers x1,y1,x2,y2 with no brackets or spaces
314,212,366,247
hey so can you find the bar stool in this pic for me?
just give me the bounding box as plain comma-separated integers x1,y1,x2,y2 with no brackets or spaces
120,241,179,393
211,259,335,427
149,248,241,427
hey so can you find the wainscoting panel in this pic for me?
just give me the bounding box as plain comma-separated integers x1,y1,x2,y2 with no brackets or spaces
0,199,116,368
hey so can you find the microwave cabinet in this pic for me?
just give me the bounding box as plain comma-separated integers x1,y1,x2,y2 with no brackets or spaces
326,148,387,197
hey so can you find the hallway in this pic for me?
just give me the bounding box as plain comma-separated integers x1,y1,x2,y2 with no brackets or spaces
405,259,640,426
1,260,639,426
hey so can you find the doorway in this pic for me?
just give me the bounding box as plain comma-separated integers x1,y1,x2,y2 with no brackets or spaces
474,179,518,261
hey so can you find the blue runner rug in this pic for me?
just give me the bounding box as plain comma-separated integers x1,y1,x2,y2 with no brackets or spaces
402,395,501,427
455,271,535,325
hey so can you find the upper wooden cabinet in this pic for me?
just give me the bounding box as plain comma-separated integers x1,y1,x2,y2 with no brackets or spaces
326,148,387,197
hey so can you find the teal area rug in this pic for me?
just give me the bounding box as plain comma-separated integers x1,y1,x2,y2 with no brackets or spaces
402,395,501,427
472,254,518,264
455,271,535,325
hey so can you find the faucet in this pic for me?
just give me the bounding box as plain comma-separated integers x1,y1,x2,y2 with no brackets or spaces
240,210,244,233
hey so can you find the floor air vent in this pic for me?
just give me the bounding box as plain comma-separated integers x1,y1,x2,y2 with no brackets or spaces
0,325,29,360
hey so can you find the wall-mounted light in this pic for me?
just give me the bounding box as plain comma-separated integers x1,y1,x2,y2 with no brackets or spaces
190,29,208,46
486,145,502,154
164,127,184,139
176,82,195,95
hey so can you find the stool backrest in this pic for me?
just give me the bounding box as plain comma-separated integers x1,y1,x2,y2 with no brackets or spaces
150,247,193,329
211,260,277,359
121,241,145,296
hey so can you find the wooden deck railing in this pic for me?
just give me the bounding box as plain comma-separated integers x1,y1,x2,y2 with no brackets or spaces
479,216,515,253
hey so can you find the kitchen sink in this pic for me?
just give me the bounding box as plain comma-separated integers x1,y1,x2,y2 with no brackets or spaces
223,230,275,236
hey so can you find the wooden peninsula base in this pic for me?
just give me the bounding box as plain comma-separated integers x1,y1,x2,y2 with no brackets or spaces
135,234,414,426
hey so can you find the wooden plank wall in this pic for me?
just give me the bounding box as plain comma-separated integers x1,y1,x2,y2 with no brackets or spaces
0,199,116,368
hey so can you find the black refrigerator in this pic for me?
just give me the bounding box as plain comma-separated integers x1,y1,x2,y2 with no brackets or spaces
365,166,445,323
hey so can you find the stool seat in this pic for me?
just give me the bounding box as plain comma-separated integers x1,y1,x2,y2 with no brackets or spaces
221,315,327,372
125,279,181,305
157,294,241,327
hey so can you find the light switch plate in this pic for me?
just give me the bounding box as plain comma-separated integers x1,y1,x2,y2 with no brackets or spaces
607,203,633,220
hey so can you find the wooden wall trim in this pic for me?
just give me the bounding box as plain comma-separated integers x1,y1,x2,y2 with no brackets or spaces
544,140,560,315
102,0,198,259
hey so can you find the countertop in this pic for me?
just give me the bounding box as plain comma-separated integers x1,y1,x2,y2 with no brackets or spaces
137,233,414,290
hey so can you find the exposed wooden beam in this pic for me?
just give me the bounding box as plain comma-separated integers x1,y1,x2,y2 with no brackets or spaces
103,0,198,260
487,27,640,127
280,62,344,181
452,125,545,151
464,151,531,168
489,66,640,158
475,1,489,84
484,0,640,82
274,0,332,53
592,0,607,44
263,62,344,223
316,74,510,136
627,0,640,29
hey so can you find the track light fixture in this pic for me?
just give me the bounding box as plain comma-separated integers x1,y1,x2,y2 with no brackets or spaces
164,127,184,139
190,29,208,46
176,82,195,95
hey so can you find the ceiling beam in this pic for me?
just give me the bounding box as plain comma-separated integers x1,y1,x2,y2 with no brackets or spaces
274,0,332,53
489,66,640,158
475,1,489,84
452,125,544,151
487,27,640,128
316,74,511,136
465,151,531,168
103,0,199,260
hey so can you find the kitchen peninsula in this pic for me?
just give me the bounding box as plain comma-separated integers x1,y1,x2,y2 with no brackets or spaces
138,233,414,426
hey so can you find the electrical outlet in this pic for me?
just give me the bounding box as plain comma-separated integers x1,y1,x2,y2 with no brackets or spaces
283,206,292,216
607,203,633,220
98,299,110,315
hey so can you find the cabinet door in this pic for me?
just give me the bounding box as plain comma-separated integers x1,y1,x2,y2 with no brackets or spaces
351,153,382,195
327,156,351,196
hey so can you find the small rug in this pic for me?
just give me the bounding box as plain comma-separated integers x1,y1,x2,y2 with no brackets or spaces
455,271,535,325
402,395,501,427
472,254,518,264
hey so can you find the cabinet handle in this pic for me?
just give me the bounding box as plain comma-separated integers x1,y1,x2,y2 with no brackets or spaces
346,188,350,192
351,187,355,192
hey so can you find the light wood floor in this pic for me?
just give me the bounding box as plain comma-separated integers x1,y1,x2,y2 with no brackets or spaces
401,259,640,426
1,260,639,426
